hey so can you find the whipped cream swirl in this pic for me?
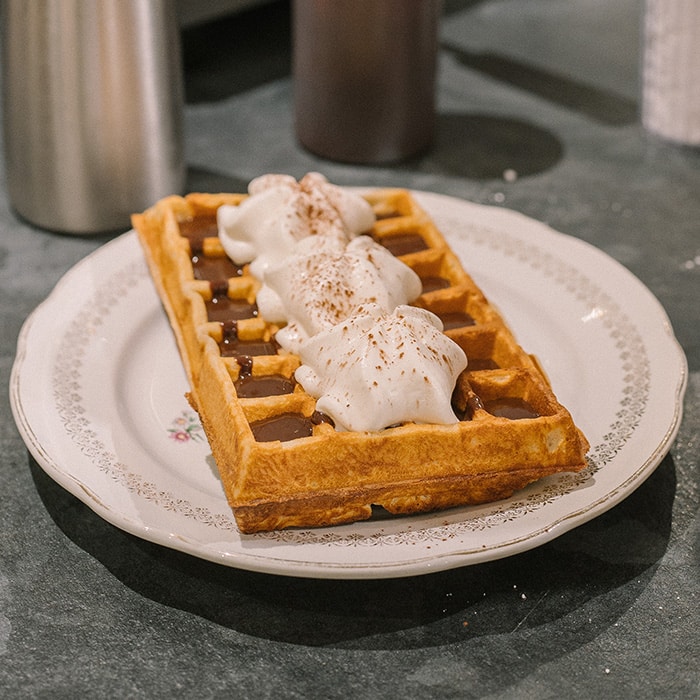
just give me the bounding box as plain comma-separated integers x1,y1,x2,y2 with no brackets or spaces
257,234,423,354
295,304,468,432
217,172,376,280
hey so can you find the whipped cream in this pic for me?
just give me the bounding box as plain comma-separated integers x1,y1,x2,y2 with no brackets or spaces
218,172,469,432
295,304,468,432
257,234,423,354
217,172,376,280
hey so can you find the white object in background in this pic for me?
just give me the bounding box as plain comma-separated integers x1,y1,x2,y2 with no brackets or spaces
642,0,700,145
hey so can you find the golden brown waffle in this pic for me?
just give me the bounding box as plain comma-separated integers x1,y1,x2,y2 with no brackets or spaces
132,187,589,533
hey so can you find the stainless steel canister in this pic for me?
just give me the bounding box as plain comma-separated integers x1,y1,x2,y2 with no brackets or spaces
1,0,185,234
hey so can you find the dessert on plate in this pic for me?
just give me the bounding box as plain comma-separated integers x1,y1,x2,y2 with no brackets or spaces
132,173,589,533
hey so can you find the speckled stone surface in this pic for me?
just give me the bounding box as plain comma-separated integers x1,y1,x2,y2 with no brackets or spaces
1,1,698,697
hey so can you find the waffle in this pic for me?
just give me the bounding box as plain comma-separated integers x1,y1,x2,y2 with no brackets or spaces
132,186,589,533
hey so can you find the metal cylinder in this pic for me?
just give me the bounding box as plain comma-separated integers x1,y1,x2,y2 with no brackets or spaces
293,0,442,164
1,0,185,234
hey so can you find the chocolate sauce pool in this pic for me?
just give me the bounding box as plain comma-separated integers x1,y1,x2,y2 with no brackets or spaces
233,357,295,398
420,275,451,294
179,215,218,243
439,310,476,330
206,287,258,322
250,410,334,442
180,215,244,282
193,255,243,282
376,232,428,256
219,321,278,358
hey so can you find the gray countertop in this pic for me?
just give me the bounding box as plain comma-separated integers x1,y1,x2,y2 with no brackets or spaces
1,1,698,698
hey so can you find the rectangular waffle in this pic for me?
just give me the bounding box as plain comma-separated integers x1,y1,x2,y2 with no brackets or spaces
133,187,589,533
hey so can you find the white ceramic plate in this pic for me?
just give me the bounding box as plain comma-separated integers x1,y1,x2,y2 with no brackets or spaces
10,191,687,579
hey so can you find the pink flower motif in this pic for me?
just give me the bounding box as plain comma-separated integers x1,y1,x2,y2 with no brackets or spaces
169,430,190,443
167,410,205,444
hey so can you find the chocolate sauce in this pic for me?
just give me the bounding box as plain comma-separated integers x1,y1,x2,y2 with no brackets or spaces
249,409,335,442
311,410,335,428
219,321,278,358
438,310,476,330
235,374,295,398
179,215,218,242
467,358,500,371
192,255,243,282
375,207,402,220
179,214,243,282
250,412,315,442
206,284,258,322
236,355,254,377
420,275,451,294
454,394,484,421
377,232,428,256
483,397,540,420
179,215,219,257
